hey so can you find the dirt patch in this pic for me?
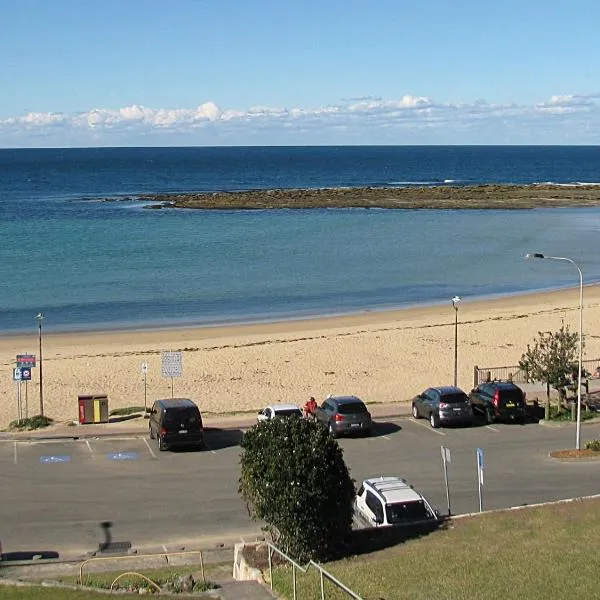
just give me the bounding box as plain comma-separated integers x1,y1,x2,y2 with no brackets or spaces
550,448,600,460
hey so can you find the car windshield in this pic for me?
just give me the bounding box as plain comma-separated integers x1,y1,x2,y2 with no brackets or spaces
441,393,469,404
385,500,434,524
163,408,201,426
274,408,302,417
338,402,367,414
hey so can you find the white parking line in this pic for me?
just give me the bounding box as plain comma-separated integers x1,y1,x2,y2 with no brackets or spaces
203,441,217,455
85,440,94,453
143,438,157,459
408,418,446,436
13,441,17,464
485,425,500,432
380,435,392,441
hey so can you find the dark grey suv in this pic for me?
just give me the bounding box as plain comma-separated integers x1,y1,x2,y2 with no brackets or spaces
469,381,527,424
314,395,372,437
412,386,474,428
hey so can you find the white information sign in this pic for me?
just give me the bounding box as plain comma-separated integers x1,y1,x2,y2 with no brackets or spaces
161,352,182,378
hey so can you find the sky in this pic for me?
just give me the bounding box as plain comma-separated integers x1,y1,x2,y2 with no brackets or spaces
1,0,599,147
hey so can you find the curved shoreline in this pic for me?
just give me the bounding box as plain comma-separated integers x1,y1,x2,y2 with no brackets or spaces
135,184,600,210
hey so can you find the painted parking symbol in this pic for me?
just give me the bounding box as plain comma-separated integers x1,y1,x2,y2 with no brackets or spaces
40,455,71,464
106,451,138,461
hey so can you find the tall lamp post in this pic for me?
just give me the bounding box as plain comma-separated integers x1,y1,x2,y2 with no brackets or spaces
35,312,45,417
526,253,583,450
452,296,461,387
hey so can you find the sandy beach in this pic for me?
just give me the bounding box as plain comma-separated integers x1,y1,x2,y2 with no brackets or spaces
1,286,600,429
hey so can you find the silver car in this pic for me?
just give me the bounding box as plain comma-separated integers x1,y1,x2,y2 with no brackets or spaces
314,395,372,437
412,386,474,428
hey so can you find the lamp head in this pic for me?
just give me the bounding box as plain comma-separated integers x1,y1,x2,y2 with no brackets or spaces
452,295,461,308
525,253,545,260
35,312,45,323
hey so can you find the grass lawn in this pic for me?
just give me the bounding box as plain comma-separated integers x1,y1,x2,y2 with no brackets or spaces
272,497,600,600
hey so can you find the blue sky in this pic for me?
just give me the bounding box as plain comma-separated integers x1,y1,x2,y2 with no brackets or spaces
2,0,599,147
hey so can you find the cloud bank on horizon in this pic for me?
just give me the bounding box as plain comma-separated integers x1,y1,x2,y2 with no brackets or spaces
2,93,600,148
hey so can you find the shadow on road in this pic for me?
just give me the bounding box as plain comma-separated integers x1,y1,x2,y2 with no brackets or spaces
0,550,60,561
371,421,402,437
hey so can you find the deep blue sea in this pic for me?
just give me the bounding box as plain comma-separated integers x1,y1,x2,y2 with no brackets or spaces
1,146,600,334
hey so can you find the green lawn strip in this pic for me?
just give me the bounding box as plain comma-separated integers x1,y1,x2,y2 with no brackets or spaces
272,498,600,599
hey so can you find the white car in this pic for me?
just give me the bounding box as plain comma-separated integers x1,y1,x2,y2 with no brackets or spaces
257,403,303,422
354,476,439,528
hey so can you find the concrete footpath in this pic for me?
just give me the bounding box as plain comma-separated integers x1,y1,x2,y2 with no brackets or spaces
1,402,412,441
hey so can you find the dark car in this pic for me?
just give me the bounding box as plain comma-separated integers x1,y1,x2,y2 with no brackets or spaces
412,386,474,428
149,398,204,451
469,381,527,424
314,395,372,437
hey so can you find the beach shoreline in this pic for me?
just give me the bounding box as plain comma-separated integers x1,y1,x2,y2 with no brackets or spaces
2,284,599,430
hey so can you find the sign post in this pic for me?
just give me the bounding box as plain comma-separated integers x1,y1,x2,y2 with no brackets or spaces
16,355,35,421
440,445,452,516
476,447,485,513
161,351,182,398
13,367,22,421
141,362,149,413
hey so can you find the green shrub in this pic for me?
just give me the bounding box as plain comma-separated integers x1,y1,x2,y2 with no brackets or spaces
239,417,355,563
585,439,600,452
9,414,53,430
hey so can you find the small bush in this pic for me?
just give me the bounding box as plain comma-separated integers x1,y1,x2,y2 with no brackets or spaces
585,439,600,452
9,414,53,430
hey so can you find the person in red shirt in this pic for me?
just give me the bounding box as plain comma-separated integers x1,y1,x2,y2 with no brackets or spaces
304,396,318,419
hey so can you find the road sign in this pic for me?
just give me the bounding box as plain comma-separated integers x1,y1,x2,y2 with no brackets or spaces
141,362,148,375
13,368,22,381
16,354,36,368
161,351,182,378
20,368,32,381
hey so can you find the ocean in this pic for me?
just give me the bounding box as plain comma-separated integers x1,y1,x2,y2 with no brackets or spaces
1,145,600,334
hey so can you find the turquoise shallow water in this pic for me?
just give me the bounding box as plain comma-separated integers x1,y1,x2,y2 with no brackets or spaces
1,146,600,334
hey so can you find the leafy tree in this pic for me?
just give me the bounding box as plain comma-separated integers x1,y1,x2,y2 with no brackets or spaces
519,323,581,404
239,416,355,563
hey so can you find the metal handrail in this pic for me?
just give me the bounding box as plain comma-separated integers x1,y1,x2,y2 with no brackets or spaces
266,542,363,600
110,571,161,593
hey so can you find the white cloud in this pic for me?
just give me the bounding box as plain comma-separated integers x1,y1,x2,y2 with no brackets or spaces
2,93,600,147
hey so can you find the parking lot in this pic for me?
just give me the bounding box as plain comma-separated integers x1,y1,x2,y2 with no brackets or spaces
1,417,599,557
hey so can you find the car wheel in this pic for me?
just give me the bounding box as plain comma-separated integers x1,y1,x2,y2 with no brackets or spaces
328,423,338,438
430,412,440,428
412,404,419,419
485,408,494,424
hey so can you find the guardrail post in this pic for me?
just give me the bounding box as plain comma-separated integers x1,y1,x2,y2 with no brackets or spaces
320,569,325,600
199,550,205,583
292,564,297,600
268,545,273,590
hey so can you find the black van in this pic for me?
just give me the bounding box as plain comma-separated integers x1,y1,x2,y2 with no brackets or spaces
149,398,204,451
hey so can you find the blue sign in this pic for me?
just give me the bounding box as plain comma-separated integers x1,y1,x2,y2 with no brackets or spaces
20,368,32,381
106,452,138,461
477,447,485,469
40,455,71,464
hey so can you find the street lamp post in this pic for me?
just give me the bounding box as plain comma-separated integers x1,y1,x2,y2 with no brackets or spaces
35,312,45,417
525,253,583,450
452,296,461,387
